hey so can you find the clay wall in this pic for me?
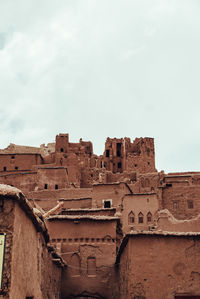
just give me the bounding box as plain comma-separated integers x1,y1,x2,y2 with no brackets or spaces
10,202,61,299
0,198,15,298
27,188,93,211
55,133,69,153
157,210,200,232
126,137,156,174
36,167,70,190
33,197,92,211
92,183,132,209
47,218,119,299
119,234,200,299
162,184,200,219
61,208,116,217
0,172,37,192
0,190,62,299
121,193,159,232
0,154,42,172
103,137,156,174
27,187,92,200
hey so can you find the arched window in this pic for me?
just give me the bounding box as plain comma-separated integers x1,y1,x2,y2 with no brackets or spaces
138,212,144,224
71,253,81,276
128,211,135,224
147,212,152,223
87,256,96,276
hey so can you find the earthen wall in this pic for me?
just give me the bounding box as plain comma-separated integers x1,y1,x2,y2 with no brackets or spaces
47,218,119,299
119,235,200,299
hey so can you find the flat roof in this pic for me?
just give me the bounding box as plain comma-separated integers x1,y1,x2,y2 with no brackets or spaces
47,215,119,221
116,230,200,264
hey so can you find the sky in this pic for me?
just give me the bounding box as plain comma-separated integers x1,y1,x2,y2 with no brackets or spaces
0,0,200,173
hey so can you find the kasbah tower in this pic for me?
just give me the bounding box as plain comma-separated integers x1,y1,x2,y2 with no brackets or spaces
0,133,200,299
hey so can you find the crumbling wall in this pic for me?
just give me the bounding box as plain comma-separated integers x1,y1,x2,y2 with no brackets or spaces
46,218,119,299
162,184,200,219
103,137,156,175
157,209,200,232
119,235,200,299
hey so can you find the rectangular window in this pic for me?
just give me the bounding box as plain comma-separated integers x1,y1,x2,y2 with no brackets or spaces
106,149,110,157
118,162,122,169
187,200,194,209
117,143,121,157
173,201,179,209
103,200,111,208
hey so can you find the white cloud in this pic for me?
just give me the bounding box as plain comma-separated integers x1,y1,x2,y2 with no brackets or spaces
0,0,200,173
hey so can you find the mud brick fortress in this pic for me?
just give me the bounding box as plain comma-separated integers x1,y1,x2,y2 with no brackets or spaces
0,133,200,299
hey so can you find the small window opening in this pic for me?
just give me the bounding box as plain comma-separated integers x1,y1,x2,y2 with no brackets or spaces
3,167,6,171
134,164,137,167
118,162,122,169
128,211,135,224
104,200,111,208
60,148,64,152
138,212,144,224
44,184,48,189
117,143,121,157
55,184,58,190
87,257,96,276
173,201,179,209
26,297,34,299
188,200,194,209
15,166,18,170
147,212,152,223
106,149,110,157
11,155,15,159
148,162,150,165
166,183,172,187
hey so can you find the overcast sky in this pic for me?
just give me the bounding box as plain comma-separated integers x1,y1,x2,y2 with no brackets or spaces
0,0,199,173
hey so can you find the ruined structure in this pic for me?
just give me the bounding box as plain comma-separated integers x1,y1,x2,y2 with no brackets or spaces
0,133,200,298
